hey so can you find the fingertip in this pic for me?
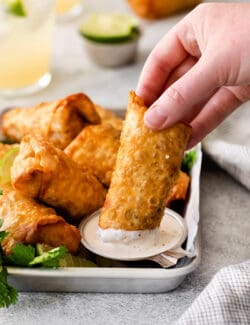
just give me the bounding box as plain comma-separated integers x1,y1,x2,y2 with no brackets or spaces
135,85,142,97
136,84,158,107
144,106,169,130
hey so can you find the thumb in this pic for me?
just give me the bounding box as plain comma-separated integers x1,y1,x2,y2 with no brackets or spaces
144,56,219,129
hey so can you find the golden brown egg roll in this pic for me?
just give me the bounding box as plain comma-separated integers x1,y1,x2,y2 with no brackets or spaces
11,135,107,221
99,91,191,231
166,171,190,207
0,187,81,255
2,93,100,149
64,124,121,186
95,104,123,131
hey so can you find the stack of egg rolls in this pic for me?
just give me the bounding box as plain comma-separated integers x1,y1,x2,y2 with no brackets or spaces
0,94,125,256
0,90,192,253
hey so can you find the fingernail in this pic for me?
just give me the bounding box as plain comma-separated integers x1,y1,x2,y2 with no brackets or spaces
144,106,168,129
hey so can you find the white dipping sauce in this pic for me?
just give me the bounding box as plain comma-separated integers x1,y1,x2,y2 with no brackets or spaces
80,208,187,261
98,227,160,243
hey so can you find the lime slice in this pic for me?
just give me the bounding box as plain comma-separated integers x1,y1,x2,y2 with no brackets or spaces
1,0,27,17
79,13,139,43
0,146,19,185
36,244,96,267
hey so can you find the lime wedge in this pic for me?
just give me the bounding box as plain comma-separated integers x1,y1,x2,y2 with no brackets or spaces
0,146,19,185
1,0,27,17
79,13,139,43
36,244,96,267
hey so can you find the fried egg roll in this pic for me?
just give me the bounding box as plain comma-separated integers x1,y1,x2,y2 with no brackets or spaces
95,105,123,131
64,124,121,186
0,187,81,255
11,135,107,221
2,93,100,149
99,91,191,231
166,171,190,207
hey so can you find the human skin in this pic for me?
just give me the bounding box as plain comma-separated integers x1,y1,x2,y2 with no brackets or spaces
136,3,250,147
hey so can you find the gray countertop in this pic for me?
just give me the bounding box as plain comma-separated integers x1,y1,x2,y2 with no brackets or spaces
0,1,249,324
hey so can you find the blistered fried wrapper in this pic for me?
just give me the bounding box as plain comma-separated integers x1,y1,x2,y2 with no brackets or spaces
94,104,123,131
99,91,191,232
64,123,121,186
0,187,81,255
11,134,107,221
2,93,100,149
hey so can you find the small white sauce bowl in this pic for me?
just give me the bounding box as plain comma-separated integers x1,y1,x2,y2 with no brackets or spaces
82,36,140,67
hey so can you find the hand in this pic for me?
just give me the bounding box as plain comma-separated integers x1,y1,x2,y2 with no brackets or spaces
136,3,250,147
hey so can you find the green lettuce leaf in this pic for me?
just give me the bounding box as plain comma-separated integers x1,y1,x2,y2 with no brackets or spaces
29,246,68,268
181,150,197,174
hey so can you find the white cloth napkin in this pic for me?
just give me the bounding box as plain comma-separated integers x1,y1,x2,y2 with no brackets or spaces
202,102,250,190
175,260,250,325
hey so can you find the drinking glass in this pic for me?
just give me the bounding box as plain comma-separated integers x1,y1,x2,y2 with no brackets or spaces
0,0,55,97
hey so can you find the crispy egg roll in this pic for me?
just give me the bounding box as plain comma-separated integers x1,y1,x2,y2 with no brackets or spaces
11,135,107,220
166,171,190,207
2,93,100,149
95,105,123,131
99,91,191,231
64,124,121,186
0,187,81,255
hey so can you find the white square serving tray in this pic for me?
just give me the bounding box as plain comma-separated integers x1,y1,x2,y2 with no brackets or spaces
7,140,202,293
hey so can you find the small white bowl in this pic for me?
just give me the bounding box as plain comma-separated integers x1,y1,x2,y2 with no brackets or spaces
82,37,140,67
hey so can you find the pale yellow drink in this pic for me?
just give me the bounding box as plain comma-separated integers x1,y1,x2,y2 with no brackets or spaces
0,0,55,94
56,0,80,14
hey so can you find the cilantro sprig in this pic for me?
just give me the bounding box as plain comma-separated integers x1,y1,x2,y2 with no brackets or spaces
0,219,18,308
0,266,18,308
5,244,36,267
